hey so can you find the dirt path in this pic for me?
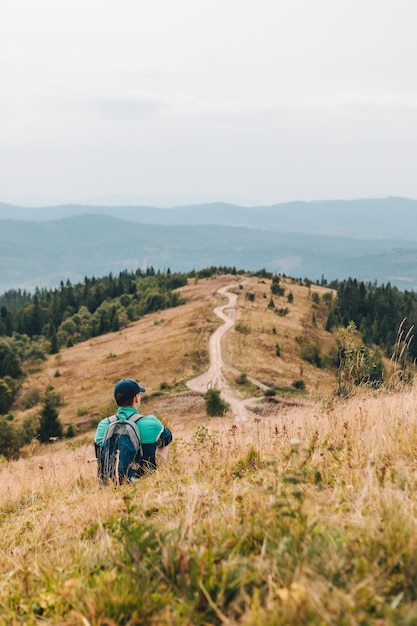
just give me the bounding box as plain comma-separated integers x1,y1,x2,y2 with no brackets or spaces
186,281,267,421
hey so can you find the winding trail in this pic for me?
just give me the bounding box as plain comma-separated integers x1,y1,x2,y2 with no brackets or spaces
186,282,268,421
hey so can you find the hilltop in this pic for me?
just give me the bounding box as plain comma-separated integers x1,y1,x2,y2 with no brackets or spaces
12,274,338,438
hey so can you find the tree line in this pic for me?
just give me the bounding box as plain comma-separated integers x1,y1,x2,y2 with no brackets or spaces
325,277,417,360
0,267,187,342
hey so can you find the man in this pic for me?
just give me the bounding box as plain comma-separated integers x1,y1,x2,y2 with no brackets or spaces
94,378,172,482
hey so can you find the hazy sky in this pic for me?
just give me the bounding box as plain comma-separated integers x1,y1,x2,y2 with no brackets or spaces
1,0,417,207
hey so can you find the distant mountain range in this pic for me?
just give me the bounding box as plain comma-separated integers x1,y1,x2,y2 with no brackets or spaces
1,197,417,294
1,196,417,239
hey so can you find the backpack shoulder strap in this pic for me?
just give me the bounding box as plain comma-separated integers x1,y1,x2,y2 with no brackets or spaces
101,415,118,445
129,413,143,425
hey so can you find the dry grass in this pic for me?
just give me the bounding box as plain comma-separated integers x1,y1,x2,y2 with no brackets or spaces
224,278,337,395
2,384,417,623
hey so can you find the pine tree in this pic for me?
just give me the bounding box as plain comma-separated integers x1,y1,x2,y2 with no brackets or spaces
39,385,63,442
48,322,59,354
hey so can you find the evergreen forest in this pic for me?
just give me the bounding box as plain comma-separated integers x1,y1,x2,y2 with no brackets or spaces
326,277,417,359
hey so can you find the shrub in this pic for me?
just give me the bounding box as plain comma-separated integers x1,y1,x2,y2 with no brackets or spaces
21,414,39,444
66,424,76,438
26,346,47,362
300,341,322,367
235,323,250,334
271,276,285,296
236,373,247,385
0,339,22,378
322,291,333,305
0,417,22,459
292,379,305,390
19,385,41,410
204,389,229,416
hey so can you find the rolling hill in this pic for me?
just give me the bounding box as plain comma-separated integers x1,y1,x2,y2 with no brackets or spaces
1,210,417,294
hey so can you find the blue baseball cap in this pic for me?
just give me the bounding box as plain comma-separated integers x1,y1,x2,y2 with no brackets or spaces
114,378,145,401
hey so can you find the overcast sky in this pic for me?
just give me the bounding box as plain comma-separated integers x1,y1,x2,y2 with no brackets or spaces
1,0,417,207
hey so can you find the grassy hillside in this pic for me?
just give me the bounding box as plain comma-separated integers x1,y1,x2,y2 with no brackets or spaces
2,275,417,624
12,275,338,435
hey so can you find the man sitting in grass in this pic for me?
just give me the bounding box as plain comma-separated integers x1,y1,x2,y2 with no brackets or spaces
94,378,172,483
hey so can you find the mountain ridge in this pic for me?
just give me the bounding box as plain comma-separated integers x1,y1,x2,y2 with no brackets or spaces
1,196,417,240
1,213,417,294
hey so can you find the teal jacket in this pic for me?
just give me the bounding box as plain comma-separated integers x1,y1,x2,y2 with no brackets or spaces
94,407,172,473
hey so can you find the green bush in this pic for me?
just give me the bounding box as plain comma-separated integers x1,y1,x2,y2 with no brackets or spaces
66,424,76,438
204,389,229,417
292,379,305,390
0,339,22,378
322,291,333,305
271,276,285,296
